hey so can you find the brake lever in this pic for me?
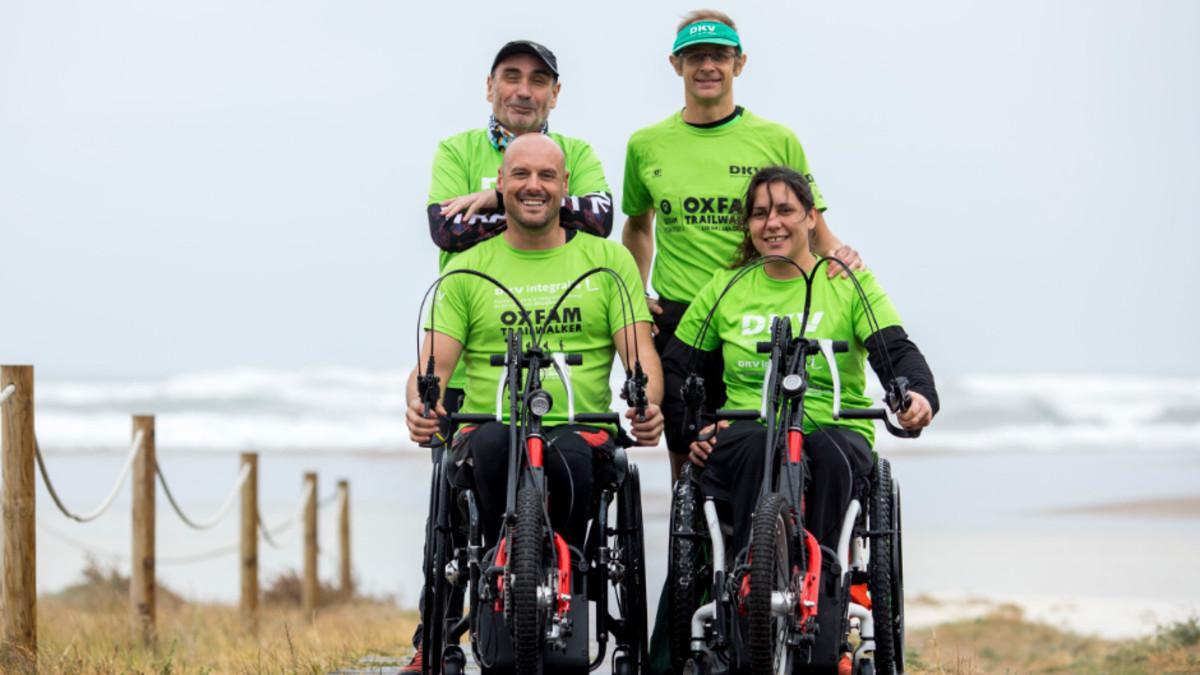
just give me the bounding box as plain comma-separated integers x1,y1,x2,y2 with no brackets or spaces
680,372,707,436
417,357,446,448
884,376,921,439
621,362,649,421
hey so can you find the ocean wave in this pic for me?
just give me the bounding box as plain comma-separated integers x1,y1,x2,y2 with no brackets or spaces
25,369,1200,453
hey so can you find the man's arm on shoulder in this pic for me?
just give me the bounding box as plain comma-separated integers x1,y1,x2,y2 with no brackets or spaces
559,140,613,237
427,201,507,253
427,137,507,252
560,192,614,238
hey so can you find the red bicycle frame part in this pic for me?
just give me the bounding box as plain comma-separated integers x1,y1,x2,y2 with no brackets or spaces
494,538,508,612
554,533,572,615
492,532,573,617
798,530,822,623
527,435,544,468
788,428,803,464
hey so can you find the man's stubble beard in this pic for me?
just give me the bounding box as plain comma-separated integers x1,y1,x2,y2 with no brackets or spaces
509,211,558,232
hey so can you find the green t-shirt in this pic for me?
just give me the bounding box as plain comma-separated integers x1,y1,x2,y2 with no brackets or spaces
673,266,900,444
428,232,651,426
428,128,610,390
622,109,828,303
429,129,610,272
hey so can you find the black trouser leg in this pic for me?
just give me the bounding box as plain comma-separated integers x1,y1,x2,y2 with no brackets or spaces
468,423,597,549
657,299,727,458
798,428,873,669
542,425,598,548
697,420,768,557
803,428,874,550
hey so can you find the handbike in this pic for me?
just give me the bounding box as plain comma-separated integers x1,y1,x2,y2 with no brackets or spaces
416,269,651,675
666,257,919,675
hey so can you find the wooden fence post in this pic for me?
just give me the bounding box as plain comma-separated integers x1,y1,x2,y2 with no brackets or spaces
338,479,351,596
1,365,36,667
240,452,259,634
131,415,156,646
302,472,318,616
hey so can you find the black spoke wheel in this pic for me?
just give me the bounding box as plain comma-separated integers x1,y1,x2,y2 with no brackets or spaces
420,462,451,675
616,465,649,669
666,469,708,674
870,458,905,674
747,492,797,675
510,480,548,675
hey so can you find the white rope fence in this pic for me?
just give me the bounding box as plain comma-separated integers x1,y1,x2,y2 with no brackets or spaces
157,461,251,530
0,383,14,405
258,479,316,549
40,518,241,567
35,431,144,523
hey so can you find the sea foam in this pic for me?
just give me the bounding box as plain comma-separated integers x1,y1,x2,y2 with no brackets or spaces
27,368,1200,453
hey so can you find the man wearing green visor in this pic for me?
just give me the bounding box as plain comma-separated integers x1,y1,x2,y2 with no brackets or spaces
621,9,864,481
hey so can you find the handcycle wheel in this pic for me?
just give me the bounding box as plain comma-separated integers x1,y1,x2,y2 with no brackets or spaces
420,461,451,675
666,468,707,674
615,465,649,669
510,479,549,675
747,492,797,675
870,458,905,674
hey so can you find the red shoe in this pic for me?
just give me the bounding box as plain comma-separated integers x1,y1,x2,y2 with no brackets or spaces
838,652,853,675
399,646,423,673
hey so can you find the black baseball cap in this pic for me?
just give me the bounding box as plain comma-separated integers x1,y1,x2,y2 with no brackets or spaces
490,40,559,78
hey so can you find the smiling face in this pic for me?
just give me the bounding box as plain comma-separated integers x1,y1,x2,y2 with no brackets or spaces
670,45,745,107
747,180,814,260
487,53,561,133
498,134,568,231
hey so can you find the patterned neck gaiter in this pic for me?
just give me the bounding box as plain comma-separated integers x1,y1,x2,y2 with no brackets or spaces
487,114,549,152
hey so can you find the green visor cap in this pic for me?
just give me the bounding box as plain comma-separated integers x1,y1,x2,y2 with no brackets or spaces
672,21,741,54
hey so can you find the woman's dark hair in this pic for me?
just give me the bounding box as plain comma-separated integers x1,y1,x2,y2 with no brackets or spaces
730,165,816,268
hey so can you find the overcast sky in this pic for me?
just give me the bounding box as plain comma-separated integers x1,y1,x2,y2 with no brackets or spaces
2,0,1198,378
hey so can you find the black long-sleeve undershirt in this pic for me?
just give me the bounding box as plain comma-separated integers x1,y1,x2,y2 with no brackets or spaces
865,325,939,415
427,191,614,252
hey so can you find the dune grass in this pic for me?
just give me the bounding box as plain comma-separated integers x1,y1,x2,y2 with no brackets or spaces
3,563,416,675
907,605,1200,674
7,564,1198,673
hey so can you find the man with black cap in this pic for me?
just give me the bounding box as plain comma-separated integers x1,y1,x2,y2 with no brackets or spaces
406,40,614,673
427,40,612,267
427,39,614,448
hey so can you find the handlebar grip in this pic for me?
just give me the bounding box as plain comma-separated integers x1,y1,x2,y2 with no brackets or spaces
574,412,621,425
715,409,761,421
489,354,506,367
449,412,497,424
830,340,849,353
837,407,886,420
756,341,772,354
564,353,583,366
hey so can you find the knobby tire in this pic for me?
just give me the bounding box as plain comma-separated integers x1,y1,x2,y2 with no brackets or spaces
617,465,649,668
667,474,706,674
870,458,904,674
748,492,795,675
510,481,547,675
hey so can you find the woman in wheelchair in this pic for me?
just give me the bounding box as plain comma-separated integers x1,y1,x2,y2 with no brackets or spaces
660,165,938,673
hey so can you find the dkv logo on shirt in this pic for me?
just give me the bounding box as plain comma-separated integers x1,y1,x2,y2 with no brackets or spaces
741,311,824,336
